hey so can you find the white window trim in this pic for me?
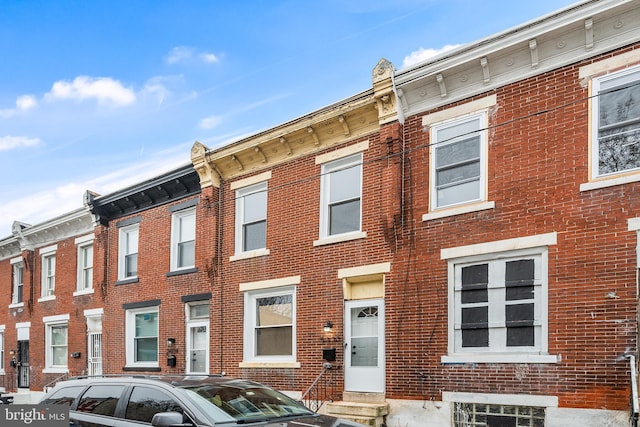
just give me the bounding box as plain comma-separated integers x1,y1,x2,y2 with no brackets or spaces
318,152,364,241
125,306,159,368
118,224,139,281
428,111,488,212
441,233,560,364
39,245,57,302
10,256,24,307
241,285,298,367
185,303,210,375
0,325,5,374
75,235,94,295
170,207,196,271
442,391,558,408
43,314,69,374
233,181,268,258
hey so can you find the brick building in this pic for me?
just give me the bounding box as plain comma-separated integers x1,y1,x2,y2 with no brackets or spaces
1,1,639,426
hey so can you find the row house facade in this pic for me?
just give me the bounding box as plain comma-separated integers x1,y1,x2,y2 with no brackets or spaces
0,1,639,426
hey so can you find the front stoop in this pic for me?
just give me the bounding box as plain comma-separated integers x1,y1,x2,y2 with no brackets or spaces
325,400,389,427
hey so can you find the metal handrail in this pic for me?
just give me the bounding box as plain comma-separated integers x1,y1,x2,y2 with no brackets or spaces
43,372,69,392
301,362,338,413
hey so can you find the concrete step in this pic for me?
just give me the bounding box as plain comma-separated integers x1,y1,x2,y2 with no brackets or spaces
325,401,389,427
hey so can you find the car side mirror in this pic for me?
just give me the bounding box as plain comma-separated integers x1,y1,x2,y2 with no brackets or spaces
151,411,190,427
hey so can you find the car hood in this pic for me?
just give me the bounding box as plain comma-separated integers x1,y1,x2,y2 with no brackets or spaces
259,413,364,427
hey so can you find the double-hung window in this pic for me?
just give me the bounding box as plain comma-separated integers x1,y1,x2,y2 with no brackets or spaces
235,182,267,254
443,233,558,364
10,258,23,305
40,245,57,299
44,314,69,373
244,286,295,363
126,307,159,367
76,234,94,293
591,65,640,178
430,113,486,210
0,326,4,373
171,207,196,271
118,222,139,281
320,153,362,238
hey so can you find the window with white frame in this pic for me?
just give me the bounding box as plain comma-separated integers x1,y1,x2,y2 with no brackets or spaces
118,224,139,280
449,248,547,359
244,287,295,362
44,315,69,372
76,235,94,292
320,153,362,238
235,182,267,254
40,246,57,299
171,207,196,270
0,327,4,372
126,307,158,367
591,65,640,178
11,258,23,305
430,113,487,210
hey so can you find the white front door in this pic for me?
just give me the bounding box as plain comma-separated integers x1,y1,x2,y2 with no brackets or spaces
187,322,208,374
344,299,385,392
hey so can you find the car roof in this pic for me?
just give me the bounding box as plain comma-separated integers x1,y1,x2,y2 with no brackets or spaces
52,375,265,390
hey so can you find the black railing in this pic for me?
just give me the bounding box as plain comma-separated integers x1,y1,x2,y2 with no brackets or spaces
301,362,339,413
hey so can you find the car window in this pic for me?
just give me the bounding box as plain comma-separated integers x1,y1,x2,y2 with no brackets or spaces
41,385,85,406
125,386,185,423
76,384,125,417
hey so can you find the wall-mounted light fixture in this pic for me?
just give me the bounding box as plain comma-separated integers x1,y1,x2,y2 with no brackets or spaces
323,321,333,333
167,338,176,347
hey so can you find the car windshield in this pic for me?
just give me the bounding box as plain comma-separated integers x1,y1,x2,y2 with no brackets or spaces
181,382,314,422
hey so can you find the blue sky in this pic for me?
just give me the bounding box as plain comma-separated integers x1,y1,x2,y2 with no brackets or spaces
0,0,576,237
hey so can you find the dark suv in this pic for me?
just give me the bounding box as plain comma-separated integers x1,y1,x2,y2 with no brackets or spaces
39,375,365,426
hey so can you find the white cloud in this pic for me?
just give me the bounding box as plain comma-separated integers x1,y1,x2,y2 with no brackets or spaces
45,76,136,106
166,46,219,65
0,135,41,151
0,94,38,118
402,44,461,69
199,115,223,129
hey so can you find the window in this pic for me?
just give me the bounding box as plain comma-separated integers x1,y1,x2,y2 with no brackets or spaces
40,246,57,299
592,65,640,178
11,259,23,305
320,153,362,238
126,307,158,367
454,402,545,427
244,287,295,362
44,314,69,372
235,182,267,253
171,208,196,270
40,385,85,406
430,113,486,209
77,385,125,416
125,386,184,423
76,239,94,292
0,327,4,372
118,224,139,280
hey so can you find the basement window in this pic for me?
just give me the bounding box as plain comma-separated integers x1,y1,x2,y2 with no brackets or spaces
454,402,545,427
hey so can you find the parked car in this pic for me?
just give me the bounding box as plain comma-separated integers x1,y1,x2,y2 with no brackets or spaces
39,375,365,426
0,392,14,404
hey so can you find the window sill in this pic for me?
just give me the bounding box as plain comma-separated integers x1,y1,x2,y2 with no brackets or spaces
580,173,640,191
423,201,495,221
8,303,24,309
166,267,198,277
43,368,68,374
441,353,560,364
123,366,161,372
239,361,301,369
313,231,367,247
230,249,270,262
115,277,139,286
38,296,56,303
73,288,94,297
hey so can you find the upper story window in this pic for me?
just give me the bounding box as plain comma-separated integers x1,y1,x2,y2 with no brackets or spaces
40,245,57,300
76,234,94,293
11,258,23,305
442,233,558,364
430,113,487,210
118,223,139,281
320,153,362,238
235,182,267,254
126,306,158,367
592,65,640,178
171,207,196,271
